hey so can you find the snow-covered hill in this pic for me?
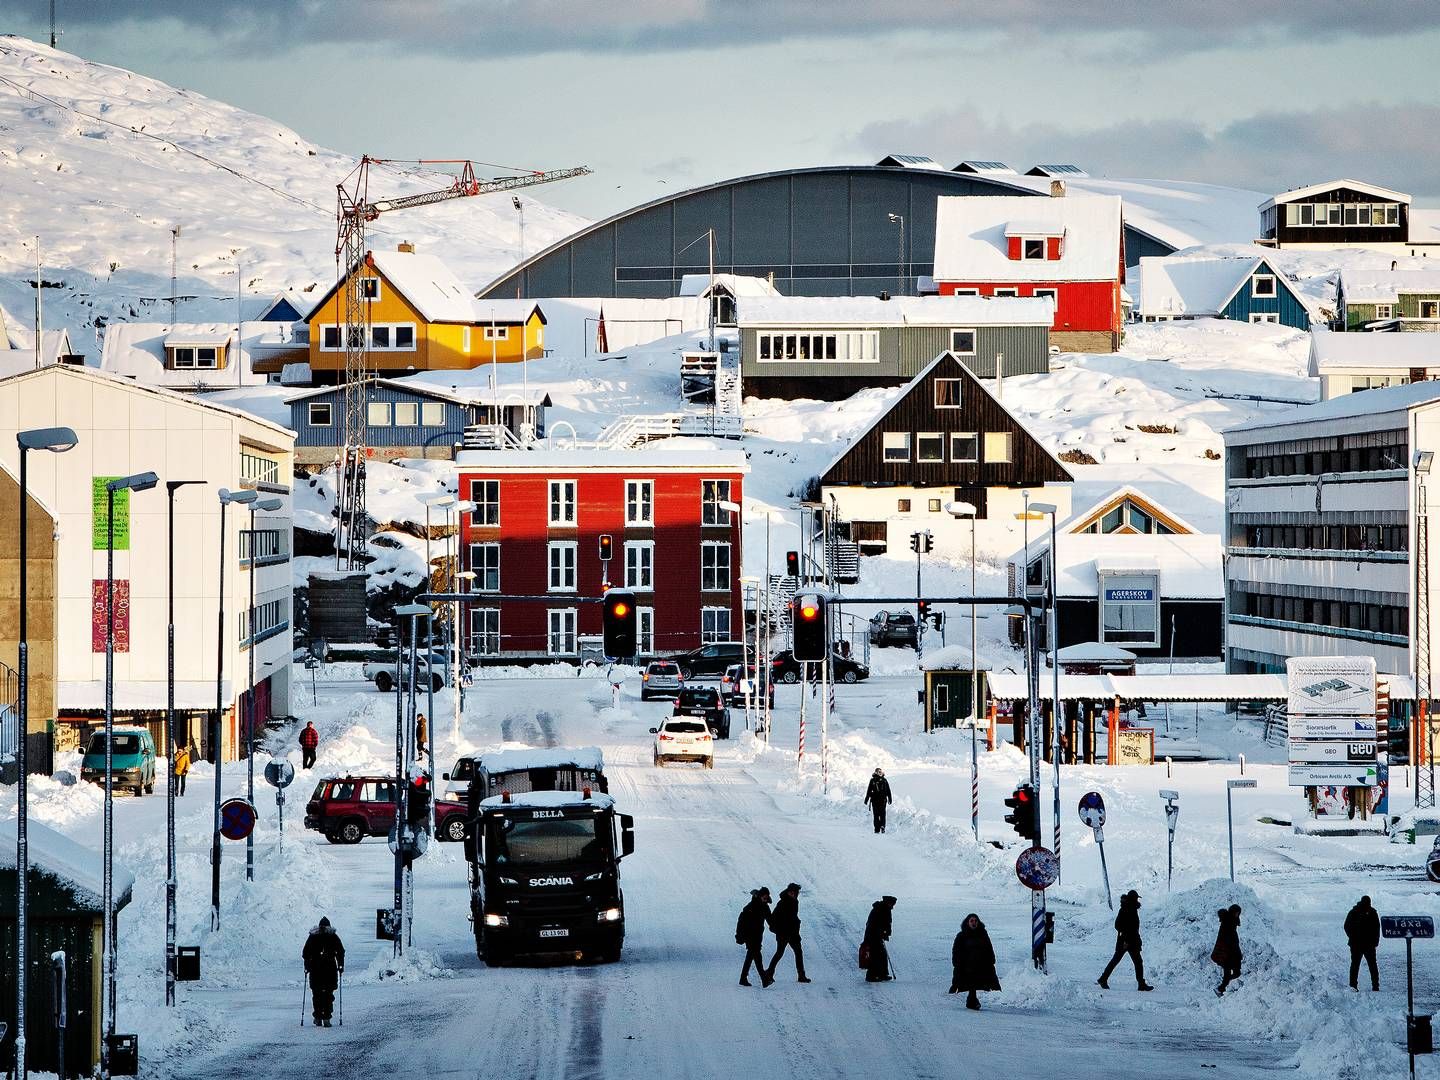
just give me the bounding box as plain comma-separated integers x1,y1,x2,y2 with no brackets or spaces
0,36,586,347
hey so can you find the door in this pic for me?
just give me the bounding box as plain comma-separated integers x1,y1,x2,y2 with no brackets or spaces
361,780,398,832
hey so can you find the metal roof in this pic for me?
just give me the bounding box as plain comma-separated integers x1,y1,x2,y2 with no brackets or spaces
1027,164,1089,177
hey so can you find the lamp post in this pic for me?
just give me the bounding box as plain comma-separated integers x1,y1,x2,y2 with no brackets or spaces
212,487,256,930
102,471,158,1080
393,602,430,955
887,212,906,296
449,499,475,728
1414,449,1435,809
14,426,77,1080
164,480,204,1009
1029,502,1060,877
243,496,283,884
946,500,979,842
512,194,526,264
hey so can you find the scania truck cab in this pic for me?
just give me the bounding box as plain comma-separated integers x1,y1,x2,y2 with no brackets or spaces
469,788,634,965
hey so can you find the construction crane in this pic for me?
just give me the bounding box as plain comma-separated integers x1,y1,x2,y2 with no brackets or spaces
332,157,590,569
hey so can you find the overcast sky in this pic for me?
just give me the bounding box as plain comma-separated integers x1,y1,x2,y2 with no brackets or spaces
6,1,1440,219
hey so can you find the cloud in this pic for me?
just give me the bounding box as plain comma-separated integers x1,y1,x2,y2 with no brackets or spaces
26,0,1440,57
852,103,1440,202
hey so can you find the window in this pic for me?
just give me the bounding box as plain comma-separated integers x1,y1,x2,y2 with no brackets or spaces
928,499,942,512
897,499,912,512
949,329,976,355
463,326,471,353
1344,206,1358,226
548,609,577,655
483,325,510,340
701,479,733,525
469,543,500,592
307,402,333,427
756,330,877,363
321,326,341,351
170,345,220,370
951,288,980,297
636,607,655,655
883,432,911,462
394,326,415,349
360,780,395,804
1297,203,1314,226
984,432,1012,463
1251,274,1277,298
371,325,391,349
701,607,731,644
239,529,285,564
239,450,280,486
1422,301,1440,320
547,542,577,591
239,596,287,647
1033,288,1058,306
1375,304,1394,319
420,401,445,427
1249,313,1280,324
1100,573,1160,646
917,433,945,462
951,433,978,462
394,402,418,427
701,542,732,592
934,378,963,408
626,480,654,526
994,288,1019,297
1022,238,1045,261
470,609,500,655
367,402,392,426
548,480,576,526
934,684,950,714
625,541,654,590
359,277,380,301
469,480,499,526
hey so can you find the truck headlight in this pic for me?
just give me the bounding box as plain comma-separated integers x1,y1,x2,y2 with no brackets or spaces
484,913,509,928
597,907,622,923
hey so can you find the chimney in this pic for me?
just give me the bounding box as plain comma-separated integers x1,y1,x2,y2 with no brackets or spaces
879,290,891,301
1050,180,1066,198
397,241,415,253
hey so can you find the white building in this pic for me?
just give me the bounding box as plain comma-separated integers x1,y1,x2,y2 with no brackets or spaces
0,365,294,761
1307,329,1440,400
99,320,308,391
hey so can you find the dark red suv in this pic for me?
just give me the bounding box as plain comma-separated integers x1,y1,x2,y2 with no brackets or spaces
304,775,468,844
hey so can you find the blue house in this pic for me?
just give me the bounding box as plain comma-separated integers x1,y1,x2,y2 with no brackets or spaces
254,291,310,324
286,380,474,464
1136,254,1317,329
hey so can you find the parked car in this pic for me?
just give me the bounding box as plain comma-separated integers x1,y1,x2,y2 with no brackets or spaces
868,610,918,648
667,641,745,679
721,664,774,710
640,660,684,701
673,685,730,739
303,774,468,844
80,727,157,795
650,717,714,768
770,649,870,685
362,648,448,693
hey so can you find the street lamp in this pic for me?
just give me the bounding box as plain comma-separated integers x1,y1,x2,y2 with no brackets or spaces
887,212,906,296
946,500,980,842
242,495,283,884
393,602,431,955
212,487,256,930
1226,778,1257,882
14,425,77,1080
512,194,525,264
1414,449,1434,809
1029,501,1060,876
102,471,157,1079
163,480,204,1009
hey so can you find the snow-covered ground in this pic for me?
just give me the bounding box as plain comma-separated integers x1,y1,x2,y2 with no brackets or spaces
3,667,1427,1079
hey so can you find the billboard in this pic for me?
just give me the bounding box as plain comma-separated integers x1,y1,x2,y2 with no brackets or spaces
92,477,131,550
91,579,130,653
1286,656,1377,717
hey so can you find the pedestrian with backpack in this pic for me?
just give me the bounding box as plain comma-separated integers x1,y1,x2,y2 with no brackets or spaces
736,888,773,987
864,768,892,834
1211,904,1243,996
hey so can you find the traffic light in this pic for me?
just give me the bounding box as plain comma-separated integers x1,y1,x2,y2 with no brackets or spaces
407,775,431,829
1003,782,1039,842
792,592,827,662
786,550,800,578
909,532,921,554
603,589,637,658
598,534,614,562
917,599,930,620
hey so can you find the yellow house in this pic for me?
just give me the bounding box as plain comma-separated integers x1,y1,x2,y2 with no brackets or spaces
306,244,546,377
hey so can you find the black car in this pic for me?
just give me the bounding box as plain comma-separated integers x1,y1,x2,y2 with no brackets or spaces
673,686,731,739
868,610,918,648
770,649,869,685
667,641,745,679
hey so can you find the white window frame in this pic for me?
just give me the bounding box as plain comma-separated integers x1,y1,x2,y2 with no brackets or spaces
1248,312,1280,324
394,401,419,427
307,402,333,427
483,325,511,340
547,541,578,592
469,542,501,593
1375,303,1394,319
934,378,963,408
701,606,731,645
1421,300,1440,321
701,541,732,592
1033,287,1058,306
367,402,392,427
1251,274,1277,298
984,431,1013,463
636,606,655,655
420,401,445,427
462,326,471,352
994,288,1019,298
882,432,911,462
949,328,976,355
469,479,499,526
548,480,576,526
934,684,950,714
1020,237,1047,261
547,609,578,656
951,432,978,463
359,276,381,301
625,480,654,526
322,322,416,352
470,608,501,656
950,288,980,297
916,432,945,463
701,479,733,525
756,330,878,364
321,326,342,351
624,540,655,591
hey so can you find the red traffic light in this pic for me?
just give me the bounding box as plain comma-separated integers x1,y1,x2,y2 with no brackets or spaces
799,601,819,620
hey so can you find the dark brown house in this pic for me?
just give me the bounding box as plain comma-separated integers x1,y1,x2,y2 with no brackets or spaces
820,351,1071,552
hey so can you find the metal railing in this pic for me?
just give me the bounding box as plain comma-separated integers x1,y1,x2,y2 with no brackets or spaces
0,659,18,768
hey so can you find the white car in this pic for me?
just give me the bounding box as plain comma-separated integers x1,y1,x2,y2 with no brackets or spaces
651,717,714,769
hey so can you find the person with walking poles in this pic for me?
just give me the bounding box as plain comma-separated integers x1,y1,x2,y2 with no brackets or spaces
765,882,811,984
415,712,428,760
173,742,192,796
303,916,345,1026
299,720,320,770
736,888,773,987
1211,903,1243,996
1344,895,1381,992
864,767,892,834
949,912,1001,1010
1098,890,1153,991
862,895,897,982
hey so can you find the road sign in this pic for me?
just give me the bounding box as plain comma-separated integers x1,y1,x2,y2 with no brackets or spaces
1288,715,1378,740
219,798,257,841
1077,791,1106,829
263,760,295,788
1383,915,1435,940
388,823,429,861
1015,846,1060,891
1288,763,1379,787
1287,740,1377,764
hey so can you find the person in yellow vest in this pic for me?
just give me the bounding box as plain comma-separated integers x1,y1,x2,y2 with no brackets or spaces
173,743,193,796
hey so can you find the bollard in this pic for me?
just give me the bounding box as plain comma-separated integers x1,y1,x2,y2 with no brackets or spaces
1166,756,1172,779
1239,753,1246,776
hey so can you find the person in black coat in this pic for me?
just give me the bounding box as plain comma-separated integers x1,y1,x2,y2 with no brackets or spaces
1211,904,1243,996
302,917,346,1026
1344,895,1381,992
736,888,773,987
863,896,897,982
864,768,893,834
766,882,810,983
1098,890,1154,991
949,913,1001,1010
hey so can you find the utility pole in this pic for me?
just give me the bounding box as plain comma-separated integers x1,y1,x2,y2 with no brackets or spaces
49,0,56,48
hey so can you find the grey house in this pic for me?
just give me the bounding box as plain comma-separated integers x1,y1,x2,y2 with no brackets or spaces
738,295,1053,399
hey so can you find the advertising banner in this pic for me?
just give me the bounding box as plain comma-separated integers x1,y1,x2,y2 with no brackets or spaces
1285,656,1377,717
1287,714,1378,740
91,579,130,653
92,477,130,550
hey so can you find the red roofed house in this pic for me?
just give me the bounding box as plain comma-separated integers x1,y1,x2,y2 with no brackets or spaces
932,188,1125,352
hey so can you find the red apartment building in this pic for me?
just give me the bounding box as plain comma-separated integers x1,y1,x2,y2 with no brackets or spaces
456,446,748,659
932,190,1125,352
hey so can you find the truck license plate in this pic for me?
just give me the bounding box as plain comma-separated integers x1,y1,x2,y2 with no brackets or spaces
539,928,569,939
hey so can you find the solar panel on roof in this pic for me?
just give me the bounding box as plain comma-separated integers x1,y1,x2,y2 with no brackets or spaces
876,154,942,168
954,160,1015,174
1028,164,1088,177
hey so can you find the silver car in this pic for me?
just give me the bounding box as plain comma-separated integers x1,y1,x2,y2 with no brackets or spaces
641,660,684,701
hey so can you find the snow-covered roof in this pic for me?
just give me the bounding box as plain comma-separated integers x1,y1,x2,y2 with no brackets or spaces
1307,329,1440,374
678,273,781,298
1137,254,1312,318
738,294,1054,328
1057,642,1136,663
1026,533,1222,599
280,362,312,386
284,378,471,406
480,746,605,773
1225,377,1440,436
164,329,233,347
0,816,134,910
1339,266,1440,304
479,789,615,811
1063,483,1203,536
473,298,547,325
933,194,1123,283
99,321,282,389
987,671,1287,702
1412,209,1440,246
1259,179,1411,213
367,249,479,323
456,440,748,472
2,327,74,366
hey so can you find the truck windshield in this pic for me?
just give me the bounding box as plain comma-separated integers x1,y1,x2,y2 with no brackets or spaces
450,758,475,781
490,816,606,866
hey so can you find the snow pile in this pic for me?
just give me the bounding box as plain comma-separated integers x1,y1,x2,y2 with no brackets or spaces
358,948,456,984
